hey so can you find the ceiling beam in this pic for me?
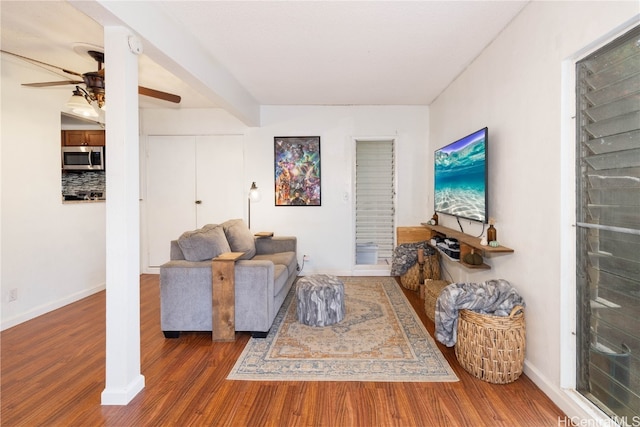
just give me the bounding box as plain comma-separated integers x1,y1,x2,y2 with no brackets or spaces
69,0,260,126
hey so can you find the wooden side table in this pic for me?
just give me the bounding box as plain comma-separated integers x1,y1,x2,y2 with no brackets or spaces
211,252,244,341
254,231,274,238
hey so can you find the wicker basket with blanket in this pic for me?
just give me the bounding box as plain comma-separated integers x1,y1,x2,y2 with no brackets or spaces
400,254,440,290
455,305,526,384
390,242,440,291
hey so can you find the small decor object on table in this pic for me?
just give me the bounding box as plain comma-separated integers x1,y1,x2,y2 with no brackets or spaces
462,250,483,266
416,248,426,297
487,217,497,243
296,274,345,327
432,212,439,225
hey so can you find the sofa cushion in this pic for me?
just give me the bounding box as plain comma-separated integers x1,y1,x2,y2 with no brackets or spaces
222,219,256,260
177,224,231,262
272,264,289,297
253,251,297,277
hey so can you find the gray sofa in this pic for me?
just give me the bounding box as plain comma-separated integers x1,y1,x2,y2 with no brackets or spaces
159,219,298,338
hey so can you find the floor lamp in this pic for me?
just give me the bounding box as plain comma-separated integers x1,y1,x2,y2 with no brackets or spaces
248,182,261,229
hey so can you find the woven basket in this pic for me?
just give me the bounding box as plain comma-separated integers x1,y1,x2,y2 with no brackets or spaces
455,306,526,384
423,280,450,322
400,253,440,291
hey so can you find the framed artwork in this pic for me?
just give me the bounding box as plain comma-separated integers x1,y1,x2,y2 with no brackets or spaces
274,136,321,206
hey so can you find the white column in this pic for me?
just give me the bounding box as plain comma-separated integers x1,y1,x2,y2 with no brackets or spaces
101,26,145,405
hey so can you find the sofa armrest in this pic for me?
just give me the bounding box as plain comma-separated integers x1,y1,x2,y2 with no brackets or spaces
161,259,210,269
255,236,297,255
234,259,276,332
169,240,186,260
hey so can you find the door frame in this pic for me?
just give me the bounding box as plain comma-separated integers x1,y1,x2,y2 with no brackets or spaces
351,136,398,276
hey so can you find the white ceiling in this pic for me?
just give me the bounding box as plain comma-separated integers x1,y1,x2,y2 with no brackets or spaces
1,0,528,113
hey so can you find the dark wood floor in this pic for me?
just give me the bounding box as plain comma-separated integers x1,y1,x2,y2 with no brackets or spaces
1,274,569,426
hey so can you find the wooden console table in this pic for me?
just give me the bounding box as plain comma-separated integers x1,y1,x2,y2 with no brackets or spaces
211,252,244,341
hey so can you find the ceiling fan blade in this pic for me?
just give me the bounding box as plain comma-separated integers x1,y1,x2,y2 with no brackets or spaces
138,86,181,104
22,80,84,87
0,50,83,77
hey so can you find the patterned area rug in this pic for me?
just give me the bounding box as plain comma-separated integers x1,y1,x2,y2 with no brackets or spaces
228,276,458,382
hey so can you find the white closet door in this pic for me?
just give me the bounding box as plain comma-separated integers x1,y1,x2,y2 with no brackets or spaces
147,135,197,267
146,134,245,269
195,135,244,227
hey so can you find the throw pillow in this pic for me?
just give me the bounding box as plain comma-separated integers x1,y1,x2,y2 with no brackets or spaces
177,224,231,262
222,219,256,260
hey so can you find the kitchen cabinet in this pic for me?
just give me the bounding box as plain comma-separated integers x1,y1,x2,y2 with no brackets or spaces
61,130,105,146
146,135,244,269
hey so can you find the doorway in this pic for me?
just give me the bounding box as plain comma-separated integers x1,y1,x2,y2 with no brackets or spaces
354,138,396,266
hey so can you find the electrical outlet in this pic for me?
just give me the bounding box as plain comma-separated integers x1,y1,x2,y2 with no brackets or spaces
8,288,17,302
303,254,310,261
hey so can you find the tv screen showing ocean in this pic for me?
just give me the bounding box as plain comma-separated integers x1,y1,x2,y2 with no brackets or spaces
434,135,486,222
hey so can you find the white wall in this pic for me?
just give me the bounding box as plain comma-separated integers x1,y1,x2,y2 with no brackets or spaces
428,1,638,421
1,57,106,330
251,106,430,275
141,105,430,275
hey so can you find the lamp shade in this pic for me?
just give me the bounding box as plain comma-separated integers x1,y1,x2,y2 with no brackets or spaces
248,182,261,230
249,182,261,202
66,90,98,118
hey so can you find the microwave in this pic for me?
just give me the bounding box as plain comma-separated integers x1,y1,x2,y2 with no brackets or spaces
62,146,104,170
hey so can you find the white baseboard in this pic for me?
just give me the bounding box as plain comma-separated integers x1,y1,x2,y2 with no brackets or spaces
523,361,614,425
101,374,145,405
0,283,106,331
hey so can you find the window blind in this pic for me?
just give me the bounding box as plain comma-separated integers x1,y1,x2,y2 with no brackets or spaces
576,25,640,422
355,140,395,262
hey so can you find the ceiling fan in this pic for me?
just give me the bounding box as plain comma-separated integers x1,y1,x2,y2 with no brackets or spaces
1,49,181,112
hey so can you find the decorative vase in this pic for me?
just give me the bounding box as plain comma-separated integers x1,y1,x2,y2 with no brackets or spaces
487,224,497,242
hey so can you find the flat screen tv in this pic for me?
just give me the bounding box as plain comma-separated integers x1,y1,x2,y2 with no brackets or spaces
434,127,488,223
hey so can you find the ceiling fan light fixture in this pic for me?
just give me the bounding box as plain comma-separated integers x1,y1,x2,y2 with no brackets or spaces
1,49,180,110
66,87,98,118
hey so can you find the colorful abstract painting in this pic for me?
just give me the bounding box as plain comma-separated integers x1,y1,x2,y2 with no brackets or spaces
274,136,321,206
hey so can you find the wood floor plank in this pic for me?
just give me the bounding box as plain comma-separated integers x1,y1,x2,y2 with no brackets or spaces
1,274,570,426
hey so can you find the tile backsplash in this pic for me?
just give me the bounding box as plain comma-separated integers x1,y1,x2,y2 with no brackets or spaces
62,170,106,196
